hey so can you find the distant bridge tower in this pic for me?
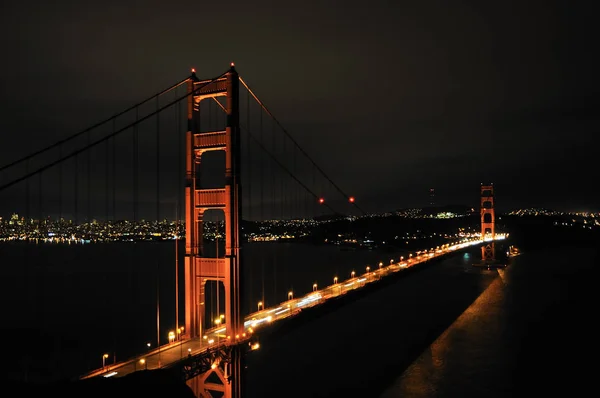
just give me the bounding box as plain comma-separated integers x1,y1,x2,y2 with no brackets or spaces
480,184,495,261
184,64,244,398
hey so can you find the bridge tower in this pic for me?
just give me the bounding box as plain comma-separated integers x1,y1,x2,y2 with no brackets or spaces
184,64,244,398
480,183,495,262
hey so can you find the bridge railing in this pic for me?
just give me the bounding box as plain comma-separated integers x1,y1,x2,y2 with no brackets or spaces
81,236,507,379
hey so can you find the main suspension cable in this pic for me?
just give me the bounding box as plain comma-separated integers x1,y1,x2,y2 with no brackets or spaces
0,70,229,192
242,125,339,214
0,77,191,173
240,77,366,215
211,91,341,215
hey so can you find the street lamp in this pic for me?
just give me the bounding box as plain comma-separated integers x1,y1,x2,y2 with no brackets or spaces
288,291,293,300
102,353,109,370
258,301,263,311
140,358,147,370
333,276,338,284
313,283,317,292
351,271,355,278
169,331,175,343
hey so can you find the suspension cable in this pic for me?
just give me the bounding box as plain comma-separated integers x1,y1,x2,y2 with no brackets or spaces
212,93,341,215
0,70,229,192
271,118,277,303
133,107,139,223
59,144,63,220
74,154,78,224
242,125,339,214
239,77,366,215
156,95,160,222
105,124,109,223
112,118,116,221
87,131,91,224
260,103,265,306
0,77,191,173
245,87,252,314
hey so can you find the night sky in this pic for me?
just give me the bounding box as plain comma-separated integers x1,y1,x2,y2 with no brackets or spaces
0,0,598,217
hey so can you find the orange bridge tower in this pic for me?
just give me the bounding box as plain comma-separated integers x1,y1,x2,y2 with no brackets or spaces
184,64,244,398
480,183,495,262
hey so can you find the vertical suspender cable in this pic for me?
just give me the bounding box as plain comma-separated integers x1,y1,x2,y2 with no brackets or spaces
281,137,285,220
175,88,181,335
133,107,138,223
109,119,116,370
132,107,139,364
293,148,297,219
106,126,109,223
246,87,252,313
38,171,42,228
271,119,276,303
59,145,62,221
112,119,116,221
157,96,160,223
74,154,78,225
281,133,286,293
87,131,91,225
260,104,265,307
155,95,161,367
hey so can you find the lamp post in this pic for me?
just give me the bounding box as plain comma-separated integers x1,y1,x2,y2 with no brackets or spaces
140,358,146,370
351,271,355,278
288,291,293,301
102,353,109,370
257,301,263,311
334,277,339,295
313,283,317,292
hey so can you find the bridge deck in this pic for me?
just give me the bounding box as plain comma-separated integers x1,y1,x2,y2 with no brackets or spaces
80,236,505,380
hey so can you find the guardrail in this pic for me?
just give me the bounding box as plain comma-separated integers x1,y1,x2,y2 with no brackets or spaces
81,236,505,379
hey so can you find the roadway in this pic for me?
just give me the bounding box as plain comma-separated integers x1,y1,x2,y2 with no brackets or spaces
80,235,505,380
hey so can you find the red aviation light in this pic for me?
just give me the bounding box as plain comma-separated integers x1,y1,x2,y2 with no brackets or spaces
348,196,355,203
318,198,325,204
191,68,196,73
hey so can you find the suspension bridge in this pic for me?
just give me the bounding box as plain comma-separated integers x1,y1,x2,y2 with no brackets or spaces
0,64,505,397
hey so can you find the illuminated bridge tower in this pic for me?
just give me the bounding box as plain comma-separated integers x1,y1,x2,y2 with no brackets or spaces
184,64,244,398
480,184,495,262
